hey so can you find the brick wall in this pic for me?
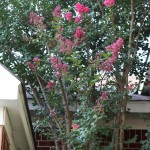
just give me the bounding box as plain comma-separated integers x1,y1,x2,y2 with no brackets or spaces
101,129,147,150
124,129,147,150
35,129,147,150
35,132,56,150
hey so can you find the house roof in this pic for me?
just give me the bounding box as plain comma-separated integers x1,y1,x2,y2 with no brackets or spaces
0,63,36,150
131,94,150,101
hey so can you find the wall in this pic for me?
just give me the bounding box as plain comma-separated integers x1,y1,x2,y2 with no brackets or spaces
35,132,56,150
101,129,147,150
35,129,147,150
0,126,9,150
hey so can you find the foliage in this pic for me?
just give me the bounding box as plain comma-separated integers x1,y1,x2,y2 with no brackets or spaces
0,0,150,150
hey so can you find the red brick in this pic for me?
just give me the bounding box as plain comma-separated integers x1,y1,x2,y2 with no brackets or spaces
106,135,112,142
35,132,42,140
135,130,141,142
39,141,55,146
130,130,136,140
101,135,107,142
124,130,130,141
36,140,39,146
42,134,48,140
124,149,140,150
142,130,147,140
123,143,128,148
129,143,141,148
100,142,109,146
37,147,50,150
50,147,56,150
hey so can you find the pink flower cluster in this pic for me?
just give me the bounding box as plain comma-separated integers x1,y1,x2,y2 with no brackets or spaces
100,38,124,72
74,15,82,23
26,57,42,71
74,27,84,39
65,12,73,21
46,81,55,90
106,38,124,54
52,6,61,18
101,91,108,100
103,0,115,7
25,61,36,71
75,2,90,14
72,124,79,130
50,56,69,78
93,100,103,112
29,11,44,25
33,56,42,64
99,60,113,72
56,34,73,53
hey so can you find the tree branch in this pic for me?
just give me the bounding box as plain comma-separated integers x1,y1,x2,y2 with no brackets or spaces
97,0,104,16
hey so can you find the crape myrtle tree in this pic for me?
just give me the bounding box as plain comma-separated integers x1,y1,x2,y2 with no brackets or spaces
0,0,150,150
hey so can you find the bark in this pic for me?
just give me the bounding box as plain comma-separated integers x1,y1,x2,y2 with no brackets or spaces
96,0,104,16
35,73,63,150
48,123,60,150
118,1,134,149
112,110,119,150
59,78,72,150
119,100,126,150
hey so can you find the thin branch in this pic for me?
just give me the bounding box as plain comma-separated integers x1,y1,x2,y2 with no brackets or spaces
58,78,71,131
128,0,134,58
35,72,63,137
46,43,50,55
58,78,71,150
35,72,51,109
97,0,104,16
29,81,43,106
133,14,148,59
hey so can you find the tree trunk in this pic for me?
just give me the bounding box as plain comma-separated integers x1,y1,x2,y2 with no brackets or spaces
59,78,72,150
119,101,126,150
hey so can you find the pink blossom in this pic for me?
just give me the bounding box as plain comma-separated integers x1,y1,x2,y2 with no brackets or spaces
54,71,61,78
25,61,36,71
106,38,124,54
46,81,55,90
73,40,80,47
93,100,103,112
101,91,108,100
59,46,66,53
74,15,82,23
55,34,64,42
99,60,113,72
72,124,79,130
84,7,90,13
75,2,90,14
60,27,64,31
62,64,69,74
75,2,85,13
56,34,73,53
50,56,62,69
65,39,73,53
100,38,124,72
50,56,69,77
65,12,72,21
74,27,84,38
52,6,61,17
33,57,41,64
29,11,44,25
103,0,115,7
